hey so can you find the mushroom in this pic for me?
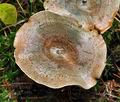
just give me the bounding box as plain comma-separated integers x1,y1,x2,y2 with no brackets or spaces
14,11,106,89
44,0,120,33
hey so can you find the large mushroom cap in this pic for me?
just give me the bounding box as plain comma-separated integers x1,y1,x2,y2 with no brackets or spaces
44,0,120,33
14,11,106,89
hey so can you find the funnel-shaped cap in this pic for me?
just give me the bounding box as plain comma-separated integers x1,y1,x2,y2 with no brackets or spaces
14,11,106,89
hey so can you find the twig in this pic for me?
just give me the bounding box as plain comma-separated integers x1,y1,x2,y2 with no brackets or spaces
115,13,120,22
115,17,120,23
20,96,47,100
113,73,120,79
114,63,120,71
107,94,120,100
16,0,26,16
115,29,120,32
0,68,4,71
4,30,7,37
0,19,27,32
116,13,120,18
1,82,33,87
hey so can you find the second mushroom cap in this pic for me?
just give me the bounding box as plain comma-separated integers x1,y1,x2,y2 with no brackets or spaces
44,0,120,33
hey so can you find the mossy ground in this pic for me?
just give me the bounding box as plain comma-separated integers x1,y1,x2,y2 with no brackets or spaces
0,0,120,102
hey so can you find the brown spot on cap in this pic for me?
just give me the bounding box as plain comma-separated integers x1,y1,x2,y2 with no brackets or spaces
43,35,78,65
